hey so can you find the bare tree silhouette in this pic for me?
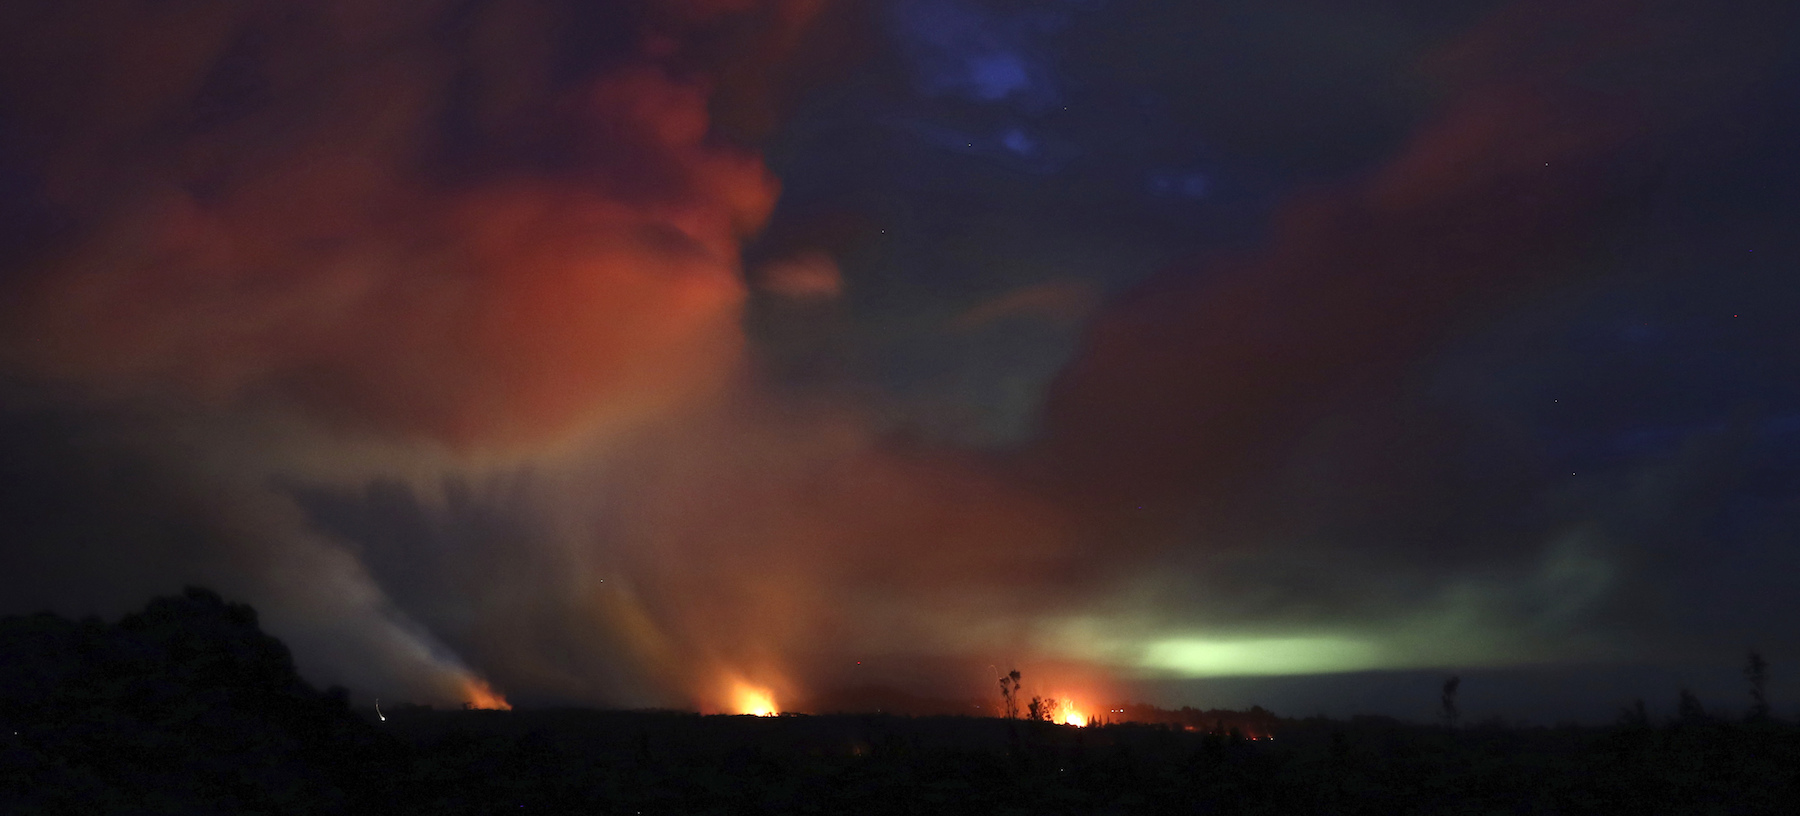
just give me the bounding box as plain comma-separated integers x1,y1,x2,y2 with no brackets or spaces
998,670,1021,720
1440,676,1461,729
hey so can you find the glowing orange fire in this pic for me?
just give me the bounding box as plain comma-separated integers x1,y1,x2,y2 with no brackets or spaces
732,681,778,716
1057,699,1087,727
461,676,512,710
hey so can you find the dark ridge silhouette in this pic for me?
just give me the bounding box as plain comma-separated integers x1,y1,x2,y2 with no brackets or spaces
1089,703,1282,736
0,587,404,813
802,684,989,717
5,588,1800,813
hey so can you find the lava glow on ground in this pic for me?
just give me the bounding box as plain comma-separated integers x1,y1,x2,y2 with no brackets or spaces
733,682,779,717
460,677,512,711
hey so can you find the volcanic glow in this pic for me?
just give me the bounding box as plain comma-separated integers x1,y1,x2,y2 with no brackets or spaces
461,677,512,711
0,0,1764,730
733,682,779,717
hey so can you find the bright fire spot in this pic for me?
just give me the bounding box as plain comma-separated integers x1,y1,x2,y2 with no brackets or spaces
733,682,778,716
1057,699,1086,727
461,677,512,710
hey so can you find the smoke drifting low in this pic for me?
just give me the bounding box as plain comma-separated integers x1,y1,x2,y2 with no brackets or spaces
1,0,1793,715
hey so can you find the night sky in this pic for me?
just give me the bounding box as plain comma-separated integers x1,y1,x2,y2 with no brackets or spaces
3,0,1798,725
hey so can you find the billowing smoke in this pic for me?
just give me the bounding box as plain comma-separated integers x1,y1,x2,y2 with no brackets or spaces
0,0,822,707
0,0,818,448
0,0,1790,714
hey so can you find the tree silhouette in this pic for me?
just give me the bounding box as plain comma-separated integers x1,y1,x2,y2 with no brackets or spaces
1745,649,1770,721
1676,687,1707,724
1618,698,1649,728
998,670,1021,720
1440,676,1461,729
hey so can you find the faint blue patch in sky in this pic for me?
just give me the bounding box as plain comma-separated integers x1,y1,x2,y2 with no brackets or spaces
1762,413,1800,440
1001,127,1037,156
967,53,1032,100
887,116,1068,172
1617,322,1663,343
1149,170,1211,199
1608,423,1716,457
886,0,1067,111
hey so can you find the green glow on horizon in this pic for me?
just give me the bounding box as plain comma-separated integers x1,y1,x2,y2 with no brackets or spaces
1140,636,1388,676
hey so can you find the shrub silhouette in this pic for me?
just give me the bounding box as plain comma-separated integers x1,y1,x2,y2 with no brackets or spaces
1025,696,1060,722
1440,676,1461,729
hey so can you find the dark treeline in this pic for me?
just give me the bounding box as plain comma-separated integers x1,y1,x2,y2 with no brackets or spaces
1090,703,1280,736
5,590,1800,814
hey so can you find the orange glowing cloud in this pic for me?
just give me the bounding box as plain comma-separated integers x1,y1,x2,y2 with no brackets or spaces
0,0,810,452
498,401,1089,710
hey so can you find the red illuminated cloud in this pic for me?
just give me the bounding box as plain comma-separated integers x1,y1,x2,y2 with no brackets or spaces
1035,0,1778,512
0,0,812,450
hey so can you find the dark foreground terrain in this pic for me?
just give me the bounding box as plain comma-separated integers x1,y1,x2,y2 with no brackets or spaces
4,590,1799,814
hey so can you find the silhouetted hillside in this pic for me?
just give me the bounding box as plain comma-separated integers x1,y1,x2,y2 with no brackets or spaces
0,588,402,813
